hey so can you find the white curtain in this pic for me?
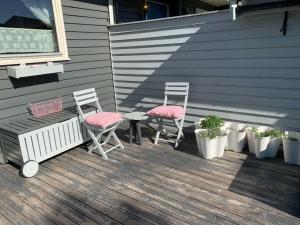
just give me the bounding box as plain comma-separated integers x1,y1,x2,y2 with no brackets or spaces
21,0,52,26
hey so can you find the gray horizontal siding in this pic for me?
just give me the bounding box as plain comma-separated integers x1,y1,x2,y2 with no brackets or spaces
110,10,300,131
0,0,115,124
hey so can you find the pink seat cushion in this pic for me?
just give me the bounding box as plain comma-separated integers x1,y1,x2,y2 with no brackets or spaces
147,105,184,119
85,112,123,128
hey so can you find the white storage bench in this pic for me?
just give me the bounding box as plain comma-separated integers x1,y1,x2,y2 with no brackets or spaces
0,107,94,177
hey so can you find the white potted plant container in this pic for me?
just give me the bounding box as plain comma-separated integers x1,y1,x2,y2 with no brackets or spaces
225,122,248,153
246,128,256,154
246,125,266,154
194,115,228,160
248,126,283,159
283,131,300,165
195,129,228,160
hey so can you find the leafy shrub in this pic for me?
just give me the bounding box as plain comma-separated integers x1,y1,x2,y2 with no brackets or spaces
200,115,224,130
250,127,284,139
198,115,225,139
199,128,222,139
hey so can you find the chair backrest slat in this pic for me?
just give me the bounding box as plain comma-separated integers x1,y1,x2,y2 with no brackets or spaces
164,82,189,96
73,88,102,120
163,82,189,109
166,82,189,87
73,88,95,96
77,97,99,106
75,92,97,102
165,91,187,96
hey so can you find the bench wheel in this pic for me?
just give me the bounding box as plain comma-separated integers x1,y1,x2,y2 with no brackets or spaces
22,161,39,178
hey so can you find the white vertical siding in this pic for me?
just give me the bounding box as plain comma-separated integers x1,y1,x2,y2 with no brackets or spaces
110,10,300,131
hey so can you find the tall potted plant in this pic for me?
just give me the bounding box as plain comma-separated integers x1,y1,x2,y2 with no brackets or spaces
283,131,300,165
248,127,283,159
194,115,228,160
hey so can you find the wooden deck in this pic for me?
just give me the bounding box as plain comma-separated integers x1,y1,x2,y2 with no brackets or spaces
0,128,300,225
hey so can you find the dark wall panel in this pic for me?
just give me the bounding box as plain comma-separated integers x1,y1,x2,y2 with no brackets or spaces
0,0,115,123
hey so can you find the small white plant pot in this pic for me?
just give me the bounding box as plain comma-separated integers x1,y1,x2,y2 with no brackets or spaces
248,126,281,159
246,126,268,154
225,122,247,153
195,129,228,160
254,137,281,159
283,131,300,165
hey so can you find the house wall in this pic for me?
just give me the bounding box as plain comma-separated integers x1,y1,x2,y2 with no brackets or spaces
0,0,115,124
109,9,300,131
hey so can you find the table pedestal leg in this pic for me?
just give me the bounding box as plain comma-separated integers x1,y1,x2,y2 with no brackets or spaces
136,122,143,145
129,121,134,144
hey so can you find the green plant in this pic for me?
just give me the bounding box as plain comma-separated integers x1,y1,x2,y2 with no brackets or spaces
200,115,224,130
199,128,222,139
251,127,284,139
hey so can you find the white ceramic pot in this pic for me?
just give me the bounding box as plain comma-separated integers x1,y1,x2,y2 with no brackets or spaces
283,131,300,165
254,137,281,159
195,129,228,160
246,126,268,154
247,126,281,159
225,122,248,153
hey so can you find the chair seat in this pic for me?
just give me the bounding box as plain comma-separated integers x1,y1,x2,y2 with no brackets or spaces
147,105,184,119
85,112,123,128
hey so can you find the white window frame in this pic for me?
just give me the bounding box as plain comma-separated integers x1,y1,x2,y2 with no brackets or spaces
0,0,69,66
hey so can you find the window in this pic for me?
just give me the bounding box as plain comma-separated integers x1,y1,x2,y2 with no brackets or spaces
0,0,68,66
146,1,169,20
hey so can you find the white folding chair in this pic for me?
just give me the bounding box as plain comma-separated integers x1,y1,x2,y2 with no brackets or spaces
73,88,124,160
148,82,189,148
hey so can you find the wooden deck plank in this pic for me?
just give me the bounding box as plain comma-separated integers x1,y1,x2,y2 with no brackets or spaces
68,148,300,225
2,166,100,225
0,201,35,225
217,151,300,177
61,151,250,225
111,144,300,206
34,168,124,225
0,212,14,225
0,132,300,225
36,167,165,225
111,148,300,213
53,156,225,225
135,141,300,190
0,170,76,225
0,184,54,225
42,159,195,225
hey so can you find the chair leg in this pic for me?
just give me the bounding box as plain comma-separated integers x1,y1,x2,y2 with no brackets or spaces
87,130,108,160
112,131,124,150
103,129,115,145
154,118,163,145
175,118,184,148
